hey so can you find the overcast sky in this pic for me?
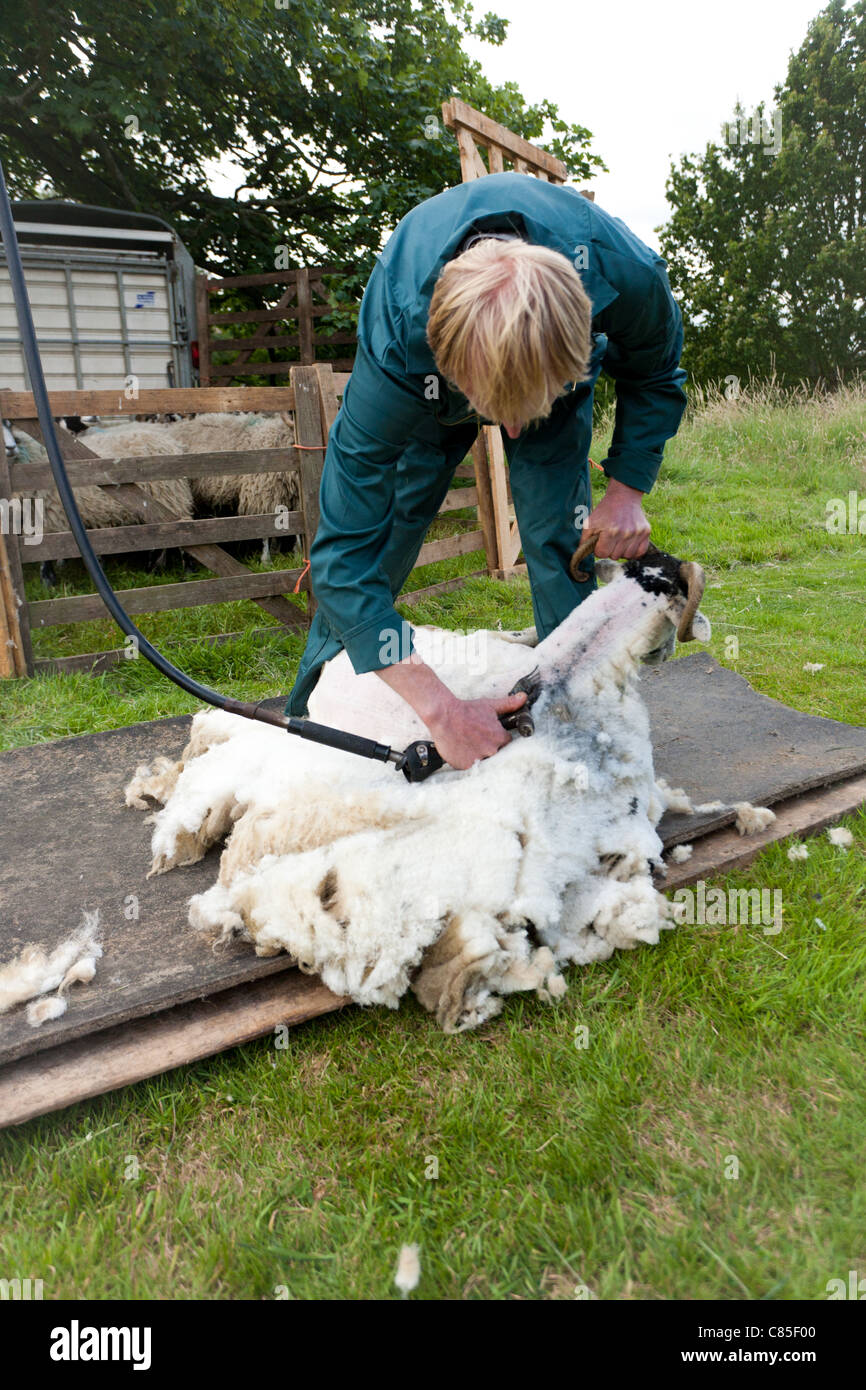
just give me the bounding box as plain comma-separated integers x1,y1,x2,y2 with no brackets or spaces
462,0,828,251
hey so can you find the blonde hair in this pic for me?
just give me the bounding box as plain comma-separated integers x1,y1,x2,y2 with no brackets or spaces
426,239,593,426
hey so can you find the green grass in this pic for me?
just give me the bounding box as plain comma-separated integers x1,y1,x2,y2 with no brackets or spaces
0,383,864,1299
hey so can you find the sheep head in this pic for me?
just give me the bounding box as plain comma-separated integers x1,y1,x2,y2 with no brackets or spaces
571,537,710,646
532,540,712,704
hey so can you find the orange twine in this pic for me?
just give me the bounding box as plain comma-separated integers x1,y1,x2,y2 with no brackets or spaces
293,559,311,594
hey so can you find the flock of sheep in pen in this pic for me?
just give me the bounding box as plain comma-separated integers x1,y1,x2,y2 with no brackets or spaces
8,411,301,583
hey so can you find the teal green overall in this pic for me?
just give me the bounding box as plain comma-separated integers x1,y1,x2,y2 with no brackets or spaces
286,173,687,716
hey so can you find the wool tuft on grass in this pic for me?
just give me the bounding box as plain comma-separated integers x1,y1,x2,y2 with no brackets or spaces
394,1244,421,1298
826,826,854,848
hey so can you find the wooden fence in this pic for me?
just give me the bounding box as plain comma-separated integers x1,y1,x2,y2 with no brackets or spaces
196,266,359,387
0,370,326,677
0,367,492,677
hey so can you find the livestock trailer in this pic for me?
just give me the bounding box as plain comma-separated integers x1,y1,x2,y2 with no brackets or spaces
0,200,199,393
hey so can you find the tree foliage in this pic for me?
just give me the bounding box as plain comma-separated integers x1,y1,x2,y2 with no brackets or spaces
0,0,605,284
658,0,865,387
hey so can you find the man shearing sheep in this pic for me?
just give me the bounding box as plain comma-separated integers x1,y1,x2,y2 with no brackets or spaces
285,172,687,769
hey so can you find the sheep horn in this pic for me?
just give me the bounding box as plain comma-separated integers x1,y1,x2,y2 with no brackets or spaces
569,531,599,583
677,560,705,642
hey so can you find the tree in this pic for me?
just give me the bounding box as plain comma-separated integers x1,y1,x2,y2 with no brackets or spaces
0,0,605,283
658,0,866,387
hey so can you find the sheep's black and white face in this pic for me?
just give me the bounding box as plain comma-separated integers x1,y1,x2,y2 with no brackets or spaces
594,550,712,665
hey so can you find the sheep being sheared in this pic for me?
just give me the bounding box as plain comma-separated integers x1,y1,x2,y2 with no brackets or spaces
125,545,775,1032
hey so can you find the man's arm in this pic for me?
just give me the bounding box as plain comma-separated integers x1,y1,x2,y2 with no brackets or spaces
577,252,687,561
375,655,527,770
594,254,689,497
309,337,429,675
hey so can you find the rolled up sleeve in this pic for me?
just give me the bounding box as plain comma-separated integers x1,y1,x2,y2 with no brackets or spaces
595,261,688,494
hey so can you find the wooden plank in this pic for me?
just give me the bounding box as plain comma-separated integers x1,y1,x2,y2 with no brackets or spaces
660,773,866,889
0,971,349,1129
297,266,314,363
107,477,309,630
0,539,16,677
10,446,298,492
0,386,295,418
0,450,35,675
23,511,305,563
106,484,309,630
209,303,351,326
315,363,340,439
209,304,355,325
504,519,522,567
442,98,568,181
33,625,291,676
208,356,356,377
0,518,27,676
414,529,484,567
207,265,348,291
488,144,505,173
471,433,498,574
195,274,212,387
208,360,306,378
29,568,307,626
292,365,327,620
210,331,301,353
399,569,488,606
440,484,479,513
485,425,515,570
493,563,528,580
309,302,356,319
455,125,489,180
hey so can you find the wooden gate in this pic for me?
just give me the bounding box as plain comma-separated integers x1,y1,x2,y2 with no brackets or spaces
0,371,328,676
195,265,359,387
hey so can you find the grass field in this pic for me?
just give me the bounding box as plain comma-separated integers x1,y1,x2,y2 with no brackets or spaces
0,383,864,1300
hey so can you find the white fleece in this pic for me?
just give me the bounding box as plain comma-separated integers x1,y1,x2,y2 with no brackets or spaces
125,568,773,1032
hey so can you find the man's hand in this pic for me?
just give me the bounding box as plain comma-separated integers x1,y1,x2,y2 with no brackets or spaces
424,692,528,770
583,477,651,560
375,655,527,770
